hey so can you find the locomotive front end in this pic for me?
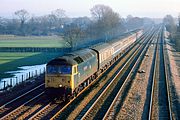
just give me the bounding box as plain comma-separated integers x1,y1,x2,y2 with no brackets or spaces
45,57,76,100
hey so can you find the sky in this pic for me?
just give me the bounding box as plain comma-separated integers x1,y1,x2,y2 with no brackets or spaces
0,0,180,18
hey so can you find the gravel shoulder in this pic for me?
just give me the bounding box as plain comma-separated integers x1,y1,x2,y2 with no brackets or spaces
166,43,180,95
165,41,180,118
116,44,155,119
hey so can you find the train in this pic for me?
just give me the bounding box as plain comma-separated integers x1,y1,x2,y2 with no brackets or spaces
45,29,143,100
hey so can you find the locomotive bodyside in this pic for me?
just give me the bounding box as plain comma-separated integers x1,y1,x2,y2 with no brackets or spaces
72,49,98,94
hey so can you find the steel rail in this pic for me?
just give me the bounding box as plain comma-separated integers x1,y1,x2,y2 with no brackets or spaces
102,28,158,120
80,29,156,120
0,92,44,120
0,83,44,109
148,28,159,120
161,28,173,120
148,27,172,120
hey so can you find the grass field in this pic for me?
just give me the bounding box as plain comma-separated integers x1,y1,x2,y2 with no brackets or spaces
0,35,69,79
0,52,63,78
0,35,70,48
0,52,38,64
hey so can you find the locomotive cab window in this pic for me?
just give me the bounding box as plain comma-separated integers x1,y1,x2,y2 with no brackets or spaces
59,66,72,74
47,65,72,74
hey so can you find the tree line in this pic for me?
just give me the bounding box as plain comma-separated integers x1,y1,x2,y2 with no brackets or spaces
0,4,154,48
163,14,180,51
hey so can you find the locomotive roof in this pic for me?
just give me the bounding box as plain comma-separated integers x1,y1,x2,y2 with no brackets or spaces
67,48,97,64
47,48,97,66
47,56,77,66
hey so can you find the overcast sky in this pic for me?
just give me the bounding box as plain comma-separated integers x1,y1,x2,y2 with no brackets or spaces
0,0,179,18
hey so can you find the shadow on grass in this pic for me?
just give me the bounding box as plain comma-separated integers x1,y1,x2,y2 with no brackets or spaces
0,52,63,79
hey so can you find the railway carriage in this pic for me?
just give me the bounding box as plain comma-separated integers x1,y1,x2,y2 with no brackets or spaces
91,43,114,71
136,29,143,38
108,31,137,59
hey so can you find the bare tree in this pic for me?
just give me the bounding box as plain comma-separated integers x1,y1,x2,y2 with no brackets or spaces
174,14,180,51
126,17,143,30
14,9,29,35
163,15,177,34
64,23,85,49
90,4,118,21
178,13,180,32
91,4,107,21
14,9,29,27
126,15,133,22
51,9,66,29
90,4,120,40
52,9,66,19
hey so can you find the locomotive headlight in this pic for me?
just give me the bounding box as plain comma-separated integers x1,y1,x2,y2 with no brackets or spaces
59,84,63,87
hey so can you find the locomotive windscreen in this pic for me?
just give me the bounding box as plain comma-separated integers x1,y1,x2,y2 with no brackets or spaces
47,65,72,74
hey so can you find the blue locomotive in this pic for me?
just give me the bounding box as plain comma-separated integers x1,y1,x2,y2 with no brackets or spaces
45,29,143,100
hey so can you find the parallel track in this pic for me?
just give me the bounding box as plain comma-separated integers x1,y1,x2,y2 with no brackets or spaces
0,83,45,118
103,26,160,120
78,28,157,120
0,92,45,120
28,101,66,120
148,27,173,120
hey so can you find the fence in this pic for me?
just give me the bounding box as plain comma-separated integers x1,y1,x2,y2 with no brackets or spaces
0,47,71,52
0,65,46,91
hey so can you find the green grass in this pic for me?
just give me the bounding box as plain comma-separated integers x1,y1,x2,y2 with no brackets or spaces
0,36,70,48
0,52,63,78
0,52,38,64
0,36,69,79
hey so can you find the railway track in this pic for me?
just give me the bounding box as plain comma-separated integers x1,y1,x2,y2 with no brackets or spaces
78,27,157,120
0,92,46,120
28,101,66,120
0,75,44,105
0,83,45,118
50,28,156,119
148,27,173,119
1,87,65,120
103,26,161,120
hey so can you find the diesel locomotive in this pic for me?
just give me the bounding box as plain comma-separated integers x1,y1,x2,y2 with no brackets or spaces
45,29,143,100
